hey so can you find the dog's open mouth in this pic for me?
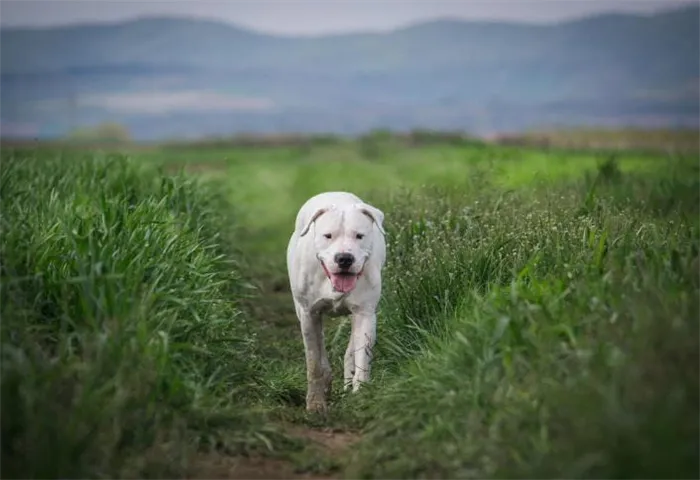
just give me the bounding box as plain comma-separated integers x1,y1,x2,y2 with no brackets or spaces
330,271,359,293
321,262,363,293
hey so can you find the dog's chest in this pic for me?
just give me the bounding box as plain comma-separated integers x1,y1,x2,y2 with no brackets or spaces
310,295,352,318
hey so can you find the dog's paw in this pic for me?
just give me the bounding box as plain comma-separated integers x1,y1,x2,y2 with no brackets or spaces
306,396,329,415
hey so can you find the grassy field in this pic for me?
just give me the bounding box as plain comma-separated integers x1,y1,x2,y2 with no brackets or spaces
494,127,700,153
1,137,698,479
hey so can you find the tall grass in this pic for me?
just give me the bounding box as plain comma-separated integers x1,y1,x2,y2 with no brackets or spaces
0,151,276,478
345,156,699,479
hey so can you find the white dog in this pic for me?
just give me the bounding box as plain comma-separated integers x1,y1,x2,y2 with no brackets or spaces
286,191,386,413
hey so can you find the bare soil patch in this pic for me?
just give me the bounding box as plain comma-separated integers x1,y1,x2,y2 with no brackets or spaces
284,424,361,453
187,425,360,479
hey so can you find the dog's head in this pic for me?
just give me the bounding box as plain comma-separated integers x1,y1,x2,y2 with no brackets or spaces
299,202,385,293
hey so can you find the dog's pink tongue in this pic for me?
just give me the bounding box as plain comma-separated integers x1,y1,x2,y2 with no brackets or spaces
331,274,357,293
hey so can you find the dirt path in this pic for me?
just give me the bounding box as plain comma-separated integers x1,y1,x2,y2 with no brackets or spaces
189,426,360,479
145,162,366,479
190,252,361,479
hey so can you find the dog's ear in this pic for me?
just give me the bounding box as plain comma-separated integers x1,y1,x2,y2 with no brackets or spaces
299,207,329,237
356,203,386,236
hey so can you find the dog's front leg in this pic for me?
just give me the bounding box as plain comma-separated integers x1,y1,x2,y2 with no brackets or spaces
344,334,355,392
351,311,377,392
298,307,332,413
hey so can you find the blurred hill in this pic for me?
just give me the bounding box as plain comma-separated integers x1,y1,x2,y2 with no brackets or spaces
1,5,698,140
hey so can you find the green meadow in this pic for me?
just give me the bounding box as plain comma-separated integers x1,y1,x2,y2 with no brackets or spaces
1,137,698,479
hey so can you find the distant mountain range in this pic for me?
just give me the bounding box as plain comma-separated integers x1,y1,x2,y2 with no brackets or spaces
1,5,698,140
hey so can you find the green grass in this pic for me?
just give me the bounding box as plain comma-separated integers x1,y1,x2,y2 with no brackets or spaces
345,160,699,479
1,139,698,479
0,151,286,478
500,127,700,153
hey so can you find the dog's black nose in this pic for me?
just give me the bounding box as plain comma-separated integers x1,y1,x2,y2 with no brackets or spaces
334,252,355,269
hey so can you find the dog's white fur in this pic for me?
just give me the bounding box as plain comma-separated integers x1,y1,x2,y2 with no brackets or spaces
286,191,386,413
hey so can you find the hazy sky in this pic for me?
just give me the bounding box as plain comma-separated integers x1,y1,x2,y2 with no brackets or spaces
1,0,696,35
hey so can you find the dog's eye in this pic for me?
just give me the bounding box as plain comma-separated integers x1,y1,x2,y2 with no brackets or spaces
323,233,332,239
356,233,365,240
